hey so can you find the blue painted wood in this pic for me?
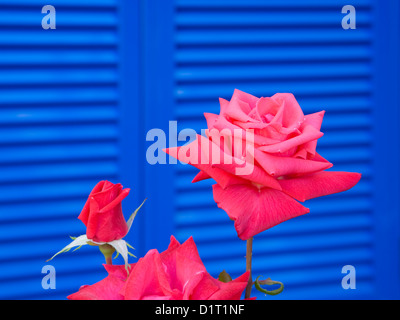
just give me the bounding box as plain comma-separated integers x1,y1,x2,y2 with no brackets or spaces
0,0,399,300
140,0,176,253
118,0,145,260
371,0,400,299
0,0,139,299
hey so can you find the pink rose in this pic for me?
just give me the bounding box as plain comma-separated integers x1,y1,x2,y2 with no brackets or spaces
165,90,361,240
67,264,127,300
78,180,130,243
68,236,250,300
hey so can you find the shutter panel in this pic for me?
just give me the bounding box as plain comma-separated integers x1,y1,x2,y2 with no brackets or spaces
0,0,135,299
173,0,379,299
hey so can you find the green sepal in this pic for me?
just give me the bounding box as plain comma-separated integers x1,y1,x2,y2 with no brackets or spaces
46,234,90,262
72,245,83,252
218,270,233,283
126,241,135,250
126,198,147,232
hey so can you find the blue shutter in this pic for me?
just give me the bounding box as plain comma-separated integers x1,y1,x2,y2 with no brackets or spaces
169,0,400,299
0,0,141,299
1,0,398,300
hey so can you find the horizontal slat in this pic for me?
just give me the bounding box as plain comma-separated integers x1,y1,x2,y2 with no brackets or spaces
0,124,118,145
317,146,372,163
0,199,88,223
314,112,372,130
0,49,118,66
0,106,118,125
177,29,371,46
0,179,110,204
176,45,372,65
0,69,117,86
177,62,370,83
0,30,117,47
0,0,117,8
176,80,371,101
0,10,117,27
0,218,84,244
318,130,371,147
177,0,371,9
0,142,118,165
177,11,371,27
0,87,118,105
0,161,118,184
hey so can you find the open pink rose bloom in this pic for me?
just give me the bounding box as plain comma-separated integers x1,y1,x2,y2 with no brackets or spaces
68,236,250,300
165,90,361,240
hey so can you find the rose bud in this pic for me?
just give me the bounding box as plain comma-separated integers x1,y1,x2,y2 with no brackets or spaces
78,180,130,243
47,180,145,270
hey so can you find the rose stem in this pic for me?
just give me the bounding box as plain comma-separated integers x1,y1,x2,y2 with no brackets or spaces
99,244,114,266
245,237,253,299
105,256,113,265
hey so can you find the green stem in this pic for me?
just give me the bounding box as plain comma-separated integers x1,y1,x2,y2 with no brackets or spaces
245,237,253,299
99,244,115,266
105,255,113,266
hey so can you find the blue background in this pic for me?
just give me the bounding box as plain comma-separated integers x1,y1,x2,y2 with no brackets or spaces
0,0,399,300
